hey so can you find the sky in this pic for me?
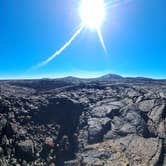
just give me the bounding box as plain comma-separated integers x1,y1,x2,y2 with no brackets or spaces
0,0,166,79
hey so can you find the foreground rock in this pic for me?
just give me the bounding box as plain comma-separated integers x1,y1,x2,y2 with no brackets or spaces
16,140,34,160
80,135,162,166
0,75,165,165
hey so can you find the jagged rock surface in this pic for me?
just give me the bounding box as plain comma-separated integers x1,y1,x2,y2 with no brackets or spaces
0,76,165,165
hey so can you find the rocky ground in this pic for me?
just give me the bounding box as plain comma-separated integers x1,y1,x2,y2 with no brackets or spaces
0,74,165,166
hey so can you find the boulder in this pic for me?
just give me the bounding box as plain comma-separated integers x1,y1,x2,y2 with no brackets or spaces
45,137,54,148
88,118,111,144
80,135,162,166
0,118,7,131
6,122,18,136
17,140,34,161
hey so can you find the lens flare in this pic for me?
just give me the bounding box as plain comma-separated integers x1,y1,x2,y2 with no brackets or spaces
35,25,84,69
33,0,132,69
80,0,105,29
79,0,107,52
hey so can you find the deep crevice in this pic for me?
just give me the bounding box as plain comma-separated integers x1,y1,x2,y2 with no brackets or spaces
32,98,84,165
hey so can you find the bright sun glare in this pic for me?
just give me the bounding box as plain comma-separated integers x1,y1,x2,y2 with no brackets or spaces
80,0,105,29
35,0,108,68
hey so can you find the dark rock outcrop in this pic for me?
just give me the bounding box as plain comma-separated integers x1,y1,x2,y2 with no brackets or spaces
0,75,165,165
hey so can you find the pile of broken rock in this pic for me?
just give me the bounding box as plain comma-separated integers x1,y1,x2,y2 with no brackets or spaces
0,76,165,165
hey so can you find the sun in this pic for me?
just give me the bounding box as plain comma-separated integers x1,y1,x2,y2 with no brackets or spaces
80,0,106,29
79,0,107,51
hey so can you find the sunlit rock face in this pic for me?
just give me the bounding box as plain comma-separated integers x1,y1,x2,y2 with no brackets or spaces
0,75,166,165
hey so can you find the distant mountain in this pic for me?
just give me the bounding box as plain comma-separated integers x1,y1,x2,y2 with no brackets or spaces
97,74,123,81
57,76,84,83
2,74,166,91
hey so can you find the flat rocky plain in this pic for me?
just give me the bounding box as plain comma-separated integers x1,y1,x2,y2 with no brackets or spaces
0,74,165,166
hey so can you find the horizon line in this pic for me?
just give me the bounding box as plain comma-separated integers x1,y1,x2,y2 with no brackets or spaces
0,73,166,80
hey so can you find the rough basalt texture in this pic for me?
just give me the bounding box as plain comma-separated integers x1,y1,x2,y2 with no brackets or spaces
0,75,165,165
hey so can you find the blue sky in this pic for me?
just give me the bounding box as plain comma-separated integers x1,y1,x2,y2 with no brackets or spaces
0,0,166,79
